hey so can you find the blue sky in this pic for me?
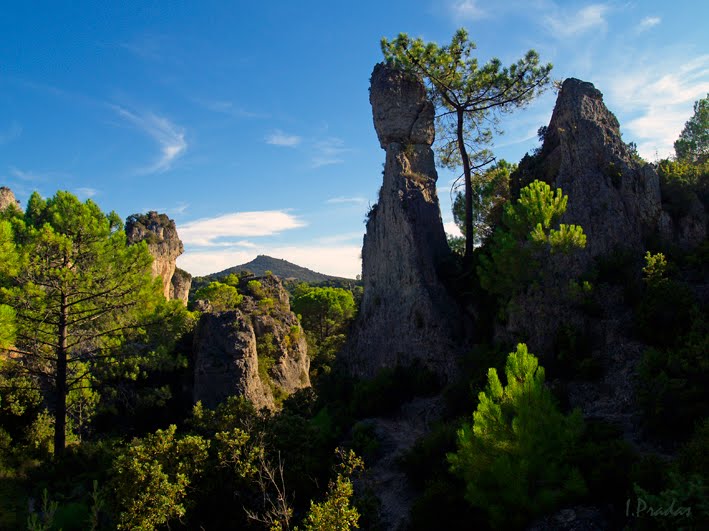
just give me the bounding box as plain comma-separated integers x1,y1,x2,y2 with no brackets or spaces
1,1,707,278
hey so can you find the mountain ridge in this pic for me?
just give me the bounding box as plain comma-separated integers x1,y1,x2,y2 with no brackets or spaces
202,254,356,284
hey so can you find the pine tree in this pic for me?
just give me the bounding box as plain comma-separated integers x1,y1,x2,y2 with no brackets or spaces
448,344,586,528
2,191,167,454
381,29,552,259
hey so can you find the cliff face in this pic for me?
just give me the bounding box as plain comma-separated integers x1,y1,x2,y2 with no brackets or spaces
192,275,310,410
125,211,190,303
515,78,662,261
0,187,21,212
343,63,461,381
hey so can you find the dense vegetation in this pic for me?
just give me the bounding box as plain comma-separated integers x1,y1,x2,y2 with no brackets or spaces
0,42,706,531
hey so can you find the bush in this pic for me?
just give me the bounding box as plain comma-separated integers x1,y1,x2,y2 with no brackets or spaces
448,344,586,528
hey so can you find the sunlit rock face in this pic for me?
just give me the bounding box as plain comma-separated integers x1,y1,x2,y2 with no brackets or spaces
0,187,21,212
344,63,462,381
125,211,188,302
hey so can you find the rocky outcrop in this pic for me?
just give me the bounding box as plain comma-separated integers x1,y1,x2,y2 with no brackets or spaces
125,211,188,302
170,267,192,306
343,63,461,381
193,310,274,410
0,187,21,212
515,78,662,261
192,275,310,410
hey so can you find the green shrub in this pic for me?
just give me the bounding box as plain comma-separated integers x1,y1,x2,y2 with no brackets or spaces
448,344,586,528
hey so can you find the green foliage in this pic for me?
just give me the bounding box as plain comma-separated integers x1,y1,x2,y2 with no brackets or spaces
452,160,514,246
26,488,59,531
0,191,169,453
194,281,243,311
674,93,708,164
292,287,356,378
637,253,696,348
112,424,209,530
448,344,585,528
638,311,708,441
656,157,709,216
247,279,265,299
381,28,552,257
299,449,363,531
478,180,586,299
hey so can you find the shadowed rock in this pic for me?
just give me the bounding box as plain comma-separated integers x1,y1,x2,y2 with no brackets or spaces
515,78,663,261
193,274,309,410
344,63,461,381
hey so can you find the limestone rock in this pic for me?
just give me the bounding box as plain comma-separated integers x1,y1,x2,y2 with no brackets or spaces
192,275,309,410
515,78,662,261
170,267,192,306
125,211,185,301
0,187,21,212
193,310,274,410
343,64,461,381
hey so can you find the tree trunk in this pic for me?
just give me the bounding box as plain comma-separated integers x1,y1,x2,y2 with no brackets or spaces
457,108,474,260
54,291,68,456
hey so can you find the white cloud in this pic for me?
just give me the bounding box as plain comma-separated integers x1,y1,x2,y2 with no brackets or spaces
601,54,709,160
443,221,463,238
637,16,661,32
312,137,350,168
10,166,42,181
544,4,608,38
113,106,187,173
0,122,22,144
325,196,367,205
177,244,361,278
179,210,307,247
449,0,487,21
317,232,364,245
200,99,267,119
74,187,98,199
265,130,302,147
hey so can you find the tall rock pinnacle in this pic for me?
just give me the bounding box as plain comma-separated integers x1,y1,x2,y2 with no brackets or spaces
125,211,191,303
516,78,663,260
344,63,461,380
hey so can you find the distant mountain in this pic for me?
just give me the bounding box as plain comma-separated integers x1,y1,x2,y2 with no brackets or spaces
203,255,356,284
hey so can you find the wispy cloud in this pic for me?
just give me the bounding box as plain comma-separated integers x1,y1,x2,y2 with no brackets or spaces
601,54,709,160
113,106,187,173
544,4,609,38
74,187,98,199
265,130,302,147
10,166,43,181
449,0,488,21
179,210,307,247
316,232,364,245
198,98,268,119
637,16,661,32
119,33,169,61
312,137,351,168
0,122,22,144
325,196,367,205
